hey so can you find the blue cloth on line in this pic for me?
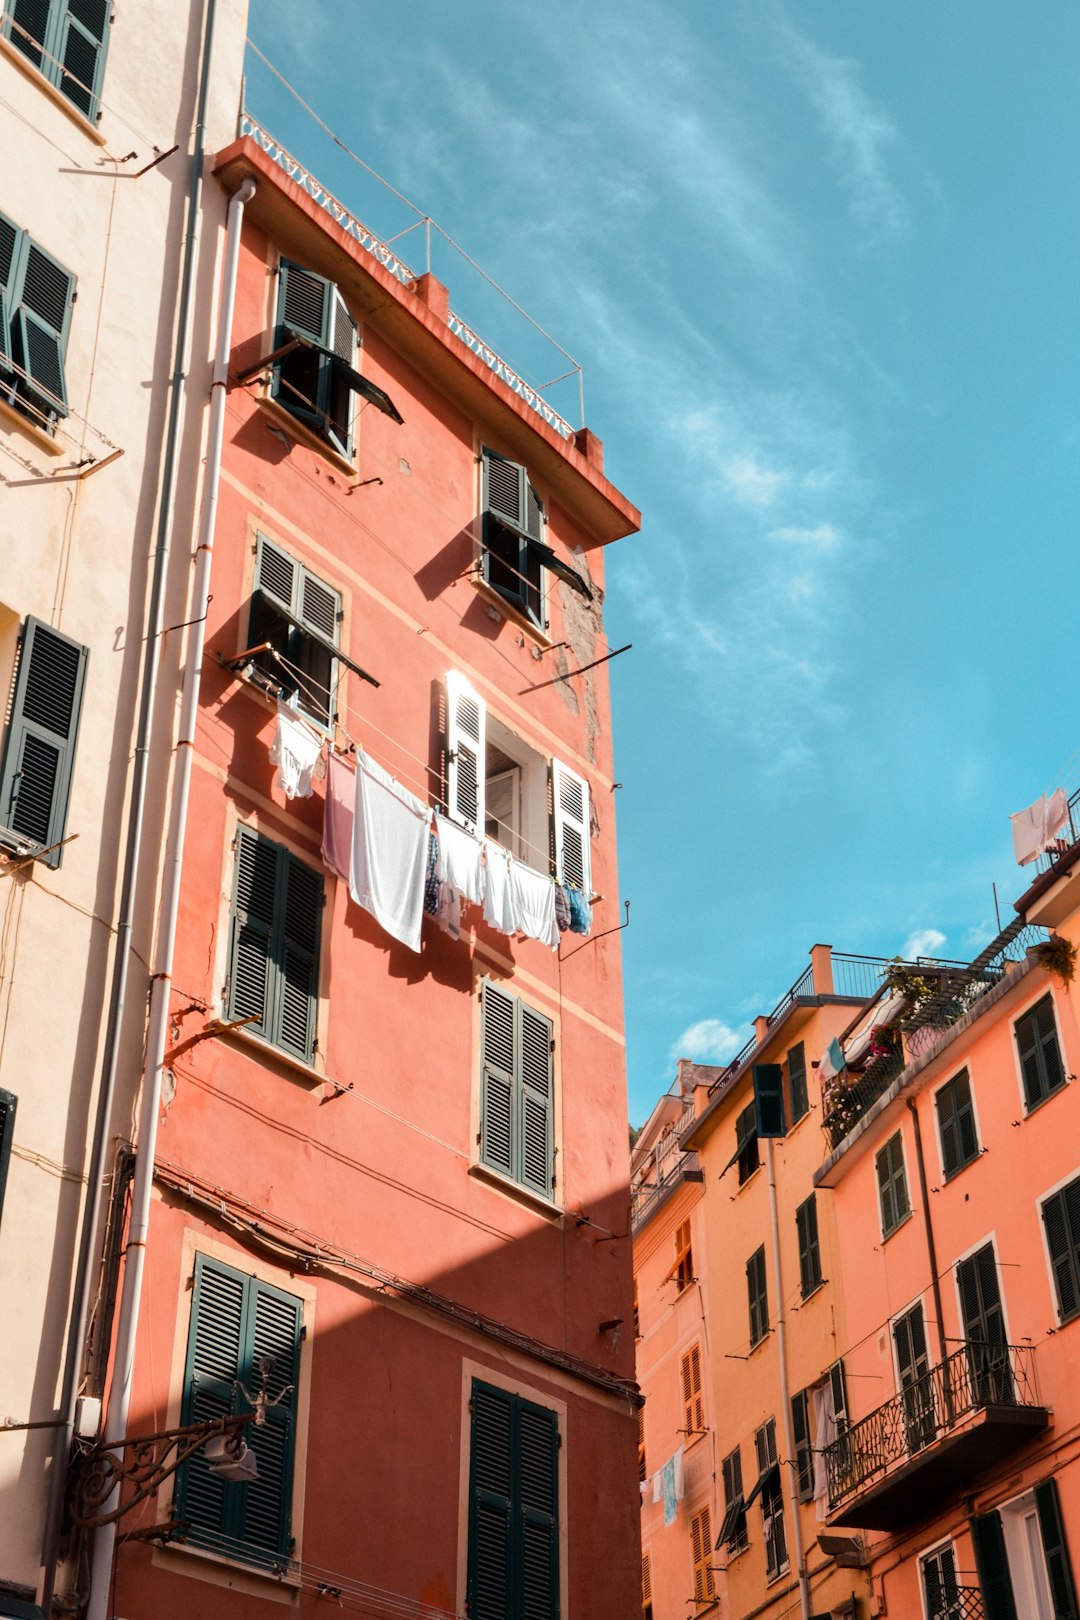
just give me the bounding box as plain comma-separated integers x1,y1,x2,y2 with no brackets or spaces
554,883,572,933
566,886,591,936
423,832,439,915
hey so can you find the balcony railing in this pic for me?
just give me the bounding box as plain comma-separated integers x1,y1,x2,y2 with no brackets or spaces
926,1584,986,1620
825,1341,1041,1515
631,1098,701,1229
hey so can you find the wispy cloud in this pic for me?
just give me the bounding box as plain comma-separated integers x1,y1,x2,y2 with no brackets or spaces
902,927,947,959
771,523,841,551
669,1018,752,1067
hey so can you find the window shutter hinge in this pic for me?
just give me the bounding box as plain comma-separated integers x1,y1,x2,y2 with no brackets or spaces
299,1323,308,1341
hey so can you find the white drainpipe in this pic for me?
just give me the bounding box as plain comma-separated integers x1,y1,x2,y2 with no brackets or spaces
85,170,257,1620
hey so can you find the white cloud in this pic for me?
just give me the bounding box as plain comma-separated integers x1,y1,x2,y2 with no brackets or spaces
668,1018,752,1067
771,523,841,551
722,454,791,508
902,928,947,960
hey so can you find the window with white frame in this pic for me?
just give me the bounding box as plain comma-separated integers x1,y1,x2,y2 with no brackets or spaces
0,210,75,431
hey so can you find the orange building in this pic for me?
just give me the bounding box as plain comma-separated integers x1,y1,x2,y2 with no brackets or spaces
81,112,642,1620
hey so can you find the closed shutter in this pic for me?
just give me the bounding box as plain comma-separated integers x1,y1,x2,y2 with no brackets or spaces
957,1243,1012,1404
58,0,110,118
753,1063,785,1138
227,829,322,1061
519,1400,559,1620
1042,1179,1080,1322
790,1390,813,1501
240,1280,302,1561
877,1132,910,1236
1017,996,1066,1110
971,1510,1019,1620
227,827,278,1042
747,1246,768,1345
681,1345,704,1435
937,1070,978,1178
520,1002,554,1198
13,239,73,420
795,1195,821,1297
470,1384,514,1620
175,1255,245,1552
277,851,322,1062
0,617,88,867
787,1041,808,1120
690,1506,715,1604
5,0,51,72
446,671,486,832
251,536,340,722
468,1380,559,1620
0,1088,17,1231
552,760,589,893
480,982,516,1178
894,1303,934,1451
1035,1477,1080,1620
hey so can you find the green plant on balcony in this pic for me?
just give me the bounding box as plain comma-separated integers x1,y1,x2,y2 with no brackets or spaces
882,960,936,1015
1031,934,1077,984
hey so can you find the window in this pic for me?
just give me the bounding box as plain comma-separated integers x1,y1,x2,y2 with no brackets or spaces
719,1447,748,1554
689,1506,715,1608
467,1379,559,1620
936,1068,979,1180
1016,994,1066,1112
444,672,592,895
752,1063,785,1137
479,981,555,1199
876,1130,910,1238
1042,1175,1080,1323
971,1481,1080,1620
0,1087,16,1233
272,261,359,457
893,1303,935,1453
481,447,546,628
957,1242,1012,1405
246,535,341,726
680,1345,705,1437
751,1420,786,1581
641,1553,653,1620
0,615,87,866
790,1390,813,1502
795,1194,822,1298
735,1102,759,1185
225,826,323,1064
920,1543,961,1619
747,1245,768,1347
172,1254,303,1568
673,1219,694,1293
0,212,75,429
787,1040,809,1122
2,0,110,121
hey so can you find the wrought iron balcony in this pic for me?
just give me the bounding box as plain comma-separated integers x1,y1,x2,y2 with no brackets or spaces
926,1583,986,1620
631,1097,703,1230
824,1341,1048,1530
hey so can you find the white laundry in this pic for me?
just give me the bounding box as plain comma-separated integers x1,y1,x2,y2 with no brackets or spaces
482,839,517,934
1011,789,1070,866
435,881,461,940
508,859,559,949
350,749,430,952
321,751,354,881
270,701,323,799
435,811,485,905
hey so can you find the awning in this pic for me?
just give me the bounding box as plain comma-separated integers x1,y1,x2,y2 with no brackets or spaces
743,1461,779,1512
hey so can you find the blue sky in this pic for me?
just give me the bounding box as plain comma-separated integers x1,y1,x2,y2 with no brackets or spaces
245,1,1080,1124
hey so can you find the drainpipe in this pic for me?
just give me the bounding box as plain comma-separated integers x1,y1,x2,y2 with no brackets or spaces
765,1137,811,1620
907,1100,948,1367
84,168,256,1620
39,3,220,1610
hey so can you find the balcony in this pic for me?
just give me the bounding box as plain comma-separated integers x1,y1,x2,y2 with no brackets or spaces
631,1099,703,1232
926,1585,986,1620
824,1342,1048,1530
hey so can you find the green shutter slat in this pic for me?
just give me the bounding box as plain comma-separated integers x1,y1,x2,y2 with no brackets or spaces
226,829,276,1039
1017,996,1066,1109
520,1004,553,1197
0,617,88,867
13,239,73,419
748,1246,768,1344
5,0,50,69
0,1088,17,1232
175,1256,246,1552
972,1510,1019,1620
753,1063,785,1138
469,1381,558,1620
788,1041,808,1120
469,1383,515,1620
276,853,322,1061
60,0,107,116
279,261,330,343
1043,1181,1080,1323
1035,1478,1080,1620
796,1195,821,1296
239,1281,302,1561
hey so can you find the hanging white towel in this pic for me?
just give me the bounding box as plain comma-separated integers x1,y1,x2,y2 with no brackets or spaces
350,749,430,952
322,751,354,881
483,839,517,934
435,811,485,906
1010,789,1070,866
270,701,323,799
435,880,462,940
508,859,559,949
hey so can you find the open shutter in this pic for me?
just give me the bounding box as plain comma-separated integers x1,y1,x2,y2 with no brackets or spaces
326,284,359,453
972,1510,1019,1620
446,671,485,832
0,617,87,866
484,449,527,531
1017,996,1065,1108
519,1001,554,1198
0,214,16,381
937,1080,960,1177
175,1256,247,1551
480,982,515,1178
227,827,278,1041
5,0,51,71
828,1360,849,1430
1035,1478,1080,1620
753,1063,785,1137
1042,1182,1080,1322
552,759,589,893
278,261,330,345
747,1247,768,1344
795,1196,820,1295
274,261,330,429
276,852,322,1062
13,240,73,421
0,1089,17,1232
787,1041,808,1119
239,1280,302,1563
58,0,110,119
469,1383,515,1620
791,1391,813,1500
519,1400,559,1620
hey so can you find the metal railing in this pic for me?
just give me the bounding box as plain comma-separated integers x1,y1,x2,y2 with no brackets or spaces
1034,785,1080,874
821,1050,905,1147
824,1341,1040,1510
926,1585,986,1620
631,1098,698,1228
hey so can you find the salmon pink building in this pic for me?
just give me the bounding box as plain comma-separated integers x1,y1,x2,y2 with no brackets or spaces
81,117,642,1619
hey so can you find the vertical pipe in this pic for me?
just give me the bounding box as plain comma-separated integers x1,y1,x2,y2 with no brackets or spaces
39,1,218,1607
83,169,256,1620
765,1137,811,1620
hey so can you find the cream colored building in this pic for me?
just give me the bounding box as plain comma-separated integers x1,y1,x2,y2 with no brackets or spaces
0,2,245,1610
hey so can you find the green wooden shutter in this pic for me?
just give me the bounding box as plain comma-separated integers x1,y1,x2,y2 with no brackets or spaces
1042,1180,1080,1322
481,449,544,625
795,1195,821,1297
227,827,278,1041
251,536,339,723
275,851,322,1062
747,1245,768,1344
274,261,330,432
0,617,88,866
519,1001,554,1198
877,1132,910,1236
753,1063,786,1138
519,1399,559,1620
4,0,51,72
790,1390,813,1501
469,1383,516,1620
938,1070,978,1178
787,1041,808,1120
0,1088,17,1232
1035,1477,1080,1620
57,0,110,118
736,1101,759,1182
971,1510,1019,1620
957,1244,1012,1404
12,238,73,421
1017,995,1066,1109
175,1255,247,1552
481,982,516,1178
239,1279,302,1562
